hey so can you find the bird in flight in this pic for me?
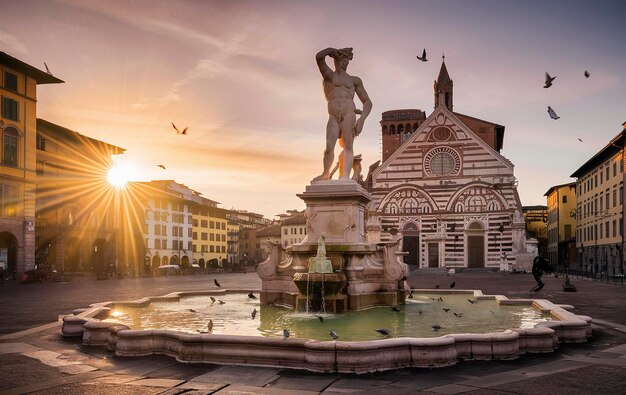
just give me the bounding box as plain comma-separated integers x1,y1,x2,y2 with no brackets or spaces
218,299,225,305
171,122,188,135
449,282,455,289
584,70,590,78
214,279,221,287
416,48,428,62
157,164,166,170
453,312,463,318
283,329,290,339
544,72,556,88
329,330,339,339
547,106,560,120
248,292,256,299
44,62,52,75
210,296,216,305
467,299,477,304
443,308,450,312
432,324,442,332
578,138,584,143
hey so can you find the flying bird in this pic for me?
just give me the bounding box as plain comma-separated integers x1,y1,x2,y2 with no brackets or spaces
44,62,51,75
443,308,450,313
578,138,584,143
157,164,166,170
210,296,216,304
547,106,560,120
218,299,225,305
391,306,400,312
248,292,257,299
207,319,213,332
188,309,197,313
171,122,188,135
432,324,442,332
251,308,257,320
329,330,339,339
316,315,324,323
283,329,290,339
544,72,556,88
416,48,428,62
453,312,463,318
214,279,221,287
584,70,590,78
375,328,390,336
467,299,477,304
449,282,455,289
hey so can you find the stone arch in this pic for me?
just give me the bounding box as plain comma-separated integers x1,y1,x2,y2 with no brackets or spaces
445,182,507,212
378,185,438,214
398,124,404,134
161,256,169,266
0,231,19,277
390,125,395,134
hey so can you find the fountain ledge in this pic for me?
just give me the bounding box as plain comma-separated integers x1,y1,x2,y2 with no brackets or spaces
61,289,592,374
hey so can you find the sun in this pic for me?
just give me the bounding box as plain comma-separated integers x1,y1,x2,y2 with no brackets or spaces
107,158,141,188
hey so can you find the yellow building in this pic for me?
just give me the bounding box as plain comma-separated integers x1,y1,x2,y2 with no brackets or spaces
571,124,626,275
544,183,577,269
227,220,240,265
192,197,228,269
0,52,63,278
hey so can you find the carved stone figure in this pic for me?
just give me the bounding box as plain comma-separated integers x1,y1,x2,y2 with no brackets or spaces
313,47,372,181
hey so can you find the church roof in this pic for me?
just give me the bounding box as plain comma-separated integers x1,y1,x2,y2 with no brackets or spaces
436,61,452,85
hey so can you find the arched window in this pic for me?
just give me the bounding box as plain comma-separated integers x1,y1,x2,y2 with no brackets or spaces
398,124,404,134
455,202,464,212
390,125,395,134
467,196,485,212
3,127,19,167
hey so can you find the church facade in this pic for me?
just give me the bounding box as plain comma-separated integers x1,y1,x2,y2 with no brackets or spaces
367,62,528,270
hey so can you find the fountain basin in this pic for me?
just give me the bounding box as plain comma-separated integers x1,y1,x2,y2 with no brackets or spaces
62,289,592,373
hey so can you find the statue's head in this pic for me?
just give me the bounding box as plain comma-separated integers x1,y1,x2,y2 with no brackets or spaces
333,47,353,71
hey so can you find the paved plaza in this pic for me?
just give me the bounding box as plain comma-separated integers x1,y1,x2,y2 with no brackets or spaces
1,271,625,394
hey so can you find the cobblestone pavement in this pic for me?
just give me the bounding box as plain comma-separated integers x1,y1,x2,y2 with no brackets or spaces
1,271,625,394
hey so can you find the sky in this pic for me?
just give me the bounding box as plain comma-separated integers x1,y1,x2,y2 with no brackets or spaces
2,0,626,218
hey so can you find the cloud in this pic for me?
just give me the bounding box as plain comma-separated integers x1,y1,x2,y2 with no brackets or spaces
0,31,29,55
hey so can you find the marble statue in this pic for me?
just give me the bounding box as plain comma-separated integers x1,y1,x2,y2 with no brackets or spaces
313,47,372,181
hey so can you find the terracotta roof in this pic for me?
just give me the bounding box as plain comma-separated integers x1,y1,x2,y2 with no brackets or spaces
282,212,306,225
256,223,281,237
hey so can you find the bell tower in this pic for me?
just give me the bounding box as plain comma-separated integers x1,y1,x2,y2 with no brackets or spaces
434,57,453,111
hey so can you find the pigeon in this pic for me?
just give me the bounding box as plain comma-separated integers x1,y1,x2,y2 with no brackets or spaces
584,70,590,78
547,106,560,120
329,330,339,339
432,324,442,331
316,315,324,323
449,282,455,289
188,308,197,313
435,284,440,289
578,138,584,143
171,122,188,135
407,289,414,299
391,307,400,312
419,310,422,315
251,308,257,319
437,297,443,302
416,48,428,62
207,319,213,332
210,296,216,304
467,299,477,304
544,72,556,88
157,164,166,170
218,299,225,305
248,291,257,299
214,279,221,287
375,328,390,336
283,329,290,339
453,312,463,318
443,308,450,312
44,62,51,75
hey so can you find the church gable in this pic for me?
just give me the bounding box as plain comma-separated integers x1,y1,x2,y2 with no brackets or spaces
372,106,513,188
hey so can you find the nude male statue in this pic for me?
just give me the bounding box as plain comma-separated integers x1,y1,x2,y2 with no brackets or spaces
313,47,372,181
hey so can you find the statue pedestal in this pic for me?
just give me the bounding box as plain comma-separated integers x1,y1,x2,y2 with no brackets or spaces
298,180,371,246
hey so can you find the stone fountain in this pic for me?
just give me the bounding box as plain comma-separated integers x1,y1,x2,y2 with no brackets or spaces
257,46,408,311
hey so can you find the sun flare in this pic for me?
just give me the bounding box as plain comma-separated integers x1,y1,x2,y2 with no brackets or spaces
107,159,141,188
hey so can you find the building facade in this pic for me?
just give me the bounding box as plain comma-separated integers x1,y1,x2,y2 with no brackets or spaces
192,197,227,268
256,223,281,260
226,220,240,265
35,119,124,275
522,205,548,256
368,61,528,271
281,211,306,248
544,183,577,269
571,123,626,275
0,52,63,278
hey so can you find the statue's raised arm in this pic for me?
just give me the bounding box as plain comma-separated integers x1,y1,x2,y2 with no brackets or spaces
313,47,372,182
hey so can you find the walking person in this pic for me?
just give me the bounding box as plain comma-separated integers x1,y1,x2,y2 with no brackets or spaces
531,255,551,293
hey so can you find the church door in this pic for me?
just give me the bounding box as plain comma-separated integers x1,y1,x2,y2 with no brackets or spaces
402,222,420,271
428,243,439,268
466,221,485,268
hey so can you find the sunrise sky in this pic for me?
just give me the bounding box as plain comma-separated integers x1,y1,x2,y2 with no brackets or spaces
2,0,625,218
